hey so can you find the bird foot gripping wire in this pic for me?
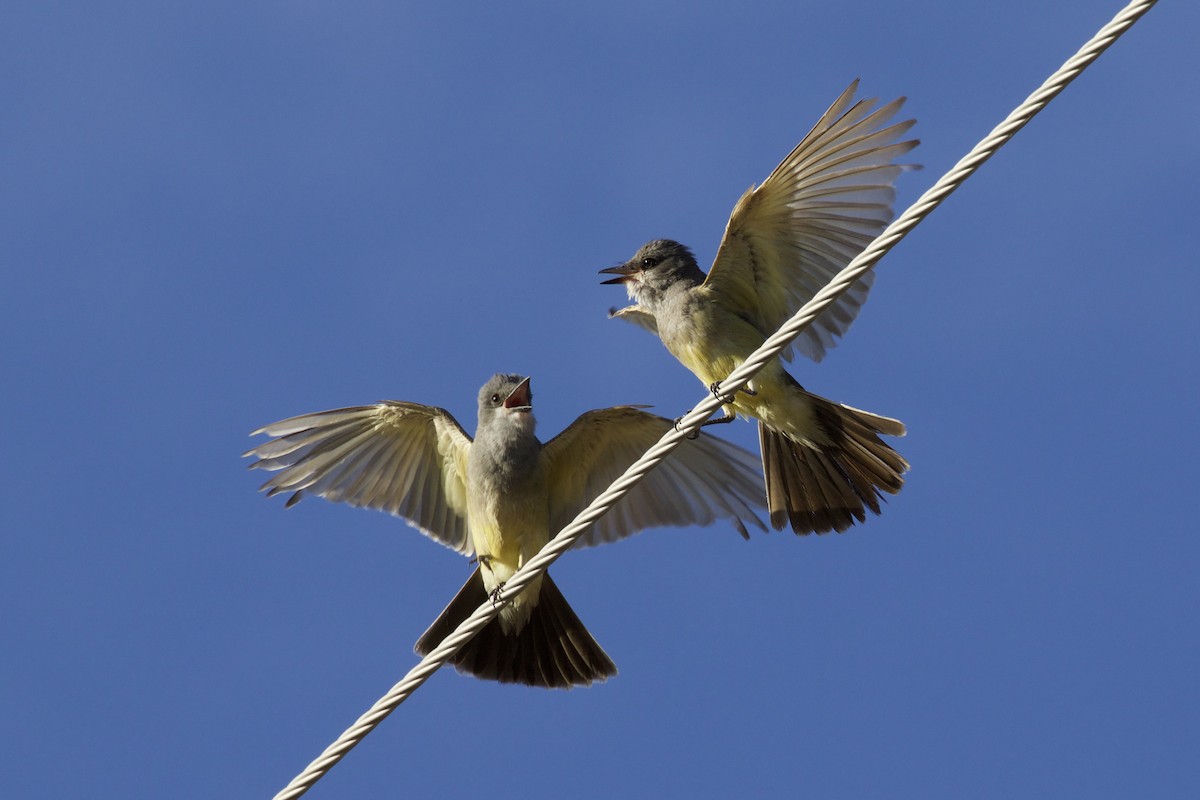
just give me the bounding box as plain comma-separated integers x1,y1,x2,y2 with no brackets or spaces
673,409,739,438
708,381,733,404
672,415,702,440
673,380,756,437
709,381,756,404
470,555,507,607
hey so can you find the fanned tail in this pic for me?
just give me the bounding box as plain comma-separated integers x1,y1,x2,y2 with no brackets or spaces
415,568,616,689
759,388,907,534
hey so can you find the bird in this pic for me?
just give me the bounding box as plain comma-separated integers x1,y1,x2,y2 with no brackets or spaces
245,373,768,688
600,80,917,536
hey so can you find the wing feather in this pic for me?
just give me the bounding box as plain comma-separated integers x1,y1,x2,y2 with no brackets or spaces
244,402,474,554
543,407,768,546
607,304,659,336
704,80,919,362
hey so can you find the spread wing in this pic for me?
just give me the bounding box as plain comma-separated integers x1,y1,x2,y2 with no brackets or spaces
543,406,768,547
704,80,918,362
244,402,474,555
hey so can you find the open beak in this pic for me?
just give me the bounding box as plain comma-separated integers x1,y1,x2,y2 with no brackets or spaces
599,262,638,285
503,377,532,411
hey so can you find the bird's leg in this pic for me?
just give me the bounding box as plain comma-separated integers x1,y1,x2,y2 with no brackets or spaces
675,405,737,439
471,554,506,605
709,381,757,404
675,381,753,438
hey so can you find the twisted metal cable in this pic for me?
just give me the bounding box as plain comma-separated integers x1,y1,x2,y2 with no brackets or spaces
273,2,1157,796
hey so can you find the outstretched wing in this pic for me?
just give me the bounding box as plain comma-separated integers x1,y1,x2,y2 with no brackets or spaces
543,406,768,547
245,402,474,554
704,80,918,362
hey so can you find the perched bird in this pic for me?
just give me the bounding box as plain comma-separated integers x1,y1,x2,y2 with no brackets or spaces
601,81,917,535
245,374,767,688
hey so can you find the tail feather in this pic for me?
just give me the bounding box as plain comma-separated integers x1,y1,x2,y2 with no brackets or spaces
759,390,908,534
414,568,616,689
827,445,885,516
789,442,847,532
838,402,907,438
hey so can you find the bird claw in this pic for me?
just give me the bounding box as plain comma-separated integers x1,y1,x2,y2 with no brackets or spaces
489,582,506,607
708,382,756,404
708,382,734,405
673,416,701,440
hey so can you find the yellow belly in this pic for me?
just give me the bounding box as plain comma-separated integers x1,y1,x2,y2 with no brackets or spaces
673,336,821,445
467,493,551,633
675,338,776,415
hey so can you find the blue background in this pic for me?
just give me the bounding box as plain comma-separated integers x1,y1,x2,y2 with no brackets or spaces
3,2,1196,798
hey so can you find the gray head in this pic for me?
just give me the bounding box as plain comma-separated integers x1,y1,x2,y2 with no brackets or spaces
599,239,706,305
476,373,536,436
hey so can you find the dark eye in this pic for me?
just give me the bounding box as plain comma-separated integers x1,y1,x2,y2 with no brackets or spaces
641,256,659,268
490,393,501,404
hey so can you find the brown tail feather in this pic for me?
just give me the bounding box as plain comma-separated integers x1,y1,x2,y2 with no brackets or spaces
759,391,908,534
414,568,616,689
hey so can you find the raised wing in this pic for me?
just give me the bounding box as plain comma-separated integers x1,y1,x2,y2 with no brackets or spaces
245,402,474,554
704,80,918,362
543,406,768,547
607,304,659,335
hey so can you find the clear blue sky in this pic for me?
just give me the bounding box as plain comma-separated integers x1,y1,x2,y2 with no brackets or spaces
3,2,1196,798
